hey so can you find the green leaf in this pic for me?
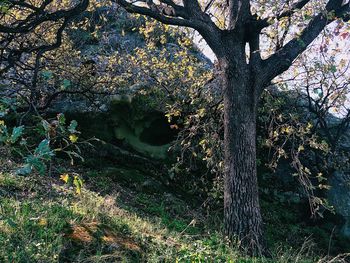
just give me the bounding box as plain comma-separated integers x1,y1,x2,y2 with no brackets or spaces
35,139,54,160
25,155,47,175
10,126,24,143
42,120,50,132
68,120,78,133
61,79,71,89
329,65,337,73
16,164,32,176
57,113,66,125
33,160,47,175
41,70,53,80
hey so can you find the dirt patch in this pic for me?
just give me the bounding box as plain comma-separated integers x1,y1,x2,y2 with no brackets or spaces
66,222,141,252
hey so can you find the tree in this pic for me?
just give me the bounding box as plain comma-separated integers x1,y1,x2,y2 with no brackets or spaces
0,0,89,74
0,0,90,114
114,0,350,255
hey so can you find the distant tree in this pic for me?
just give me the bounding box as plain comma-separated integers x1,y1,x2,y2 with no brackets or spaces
115,0,350,255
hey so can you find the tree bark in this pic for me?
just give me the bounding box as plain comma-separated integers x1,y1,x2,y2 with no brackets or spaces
221,57,266,256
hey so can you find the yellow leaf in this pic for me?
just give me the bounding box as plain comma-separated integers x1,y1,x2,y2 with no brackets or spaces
198,108,206,117
173,110,181,117
199,139,206,145
285,127,292,134
318,184,331,190
69,134,78,143
38,218,47,226
0,120,4,126
306,122,313,131
60,173,69,183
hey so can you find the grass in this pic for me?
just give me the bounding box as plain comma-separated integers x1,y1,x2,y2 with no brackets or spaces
0,162,349,262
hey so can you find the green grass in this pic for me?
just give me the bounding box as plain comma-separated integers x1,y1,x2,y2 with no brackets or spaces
0,167,348,262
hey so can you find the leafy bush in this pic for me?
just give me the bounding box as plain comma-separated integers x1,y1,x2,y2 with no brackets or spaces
0,99,88,179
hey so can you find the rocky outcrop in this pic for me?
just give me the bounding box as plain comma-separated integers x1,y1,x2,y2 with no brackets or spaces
66,97,177,160
328,171,350,238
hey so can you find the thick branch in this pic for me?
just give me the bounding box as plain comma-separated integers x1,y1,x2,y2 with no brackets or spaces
228,0,251,30
114,0,224,56
277,0,312,19
183,0,202,13
261,0,350,87
114,0,202,28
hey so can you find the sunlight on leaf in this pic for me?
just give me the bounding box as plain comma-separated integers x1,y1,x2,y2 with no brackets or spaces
60,173,70,183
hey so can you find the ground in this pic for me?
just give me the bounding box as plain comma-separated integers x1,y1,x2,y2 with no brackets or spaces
0,156,348,262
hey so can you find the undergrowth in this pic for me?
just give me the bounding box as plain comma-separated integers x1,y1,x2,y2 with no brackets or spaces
0,159,349,262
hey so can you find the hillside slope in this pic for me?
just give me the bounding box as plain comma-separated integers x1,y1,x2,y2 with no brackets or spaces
1,155,348,262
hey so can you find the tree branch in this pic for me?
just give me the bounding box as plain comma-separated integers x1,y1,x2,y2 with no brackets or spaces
114,0,224,56
0,0,89,75
227,0,251,30
257,0,314,30
114,0,201,27
278,0,312,19
183,0,202,14
261,0,350,87
0,0,89,33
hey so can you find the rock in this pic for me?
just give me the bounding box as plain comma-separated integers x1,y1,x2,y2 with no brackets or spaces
338,131,350,152
328,171,350,238
58,94,178,161
141,178,164,193
108,98,176,159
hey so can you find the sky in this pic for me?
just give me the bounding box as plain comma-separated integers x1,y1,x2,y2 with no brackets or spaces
192,19,350,117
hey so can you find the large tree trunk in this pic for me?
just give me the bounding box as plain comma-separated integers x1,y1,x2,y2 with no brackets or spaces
221,58,266,255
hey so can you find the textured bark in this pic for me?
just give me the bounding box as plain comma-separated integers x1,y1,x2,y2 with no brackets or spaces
220,54,266,255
